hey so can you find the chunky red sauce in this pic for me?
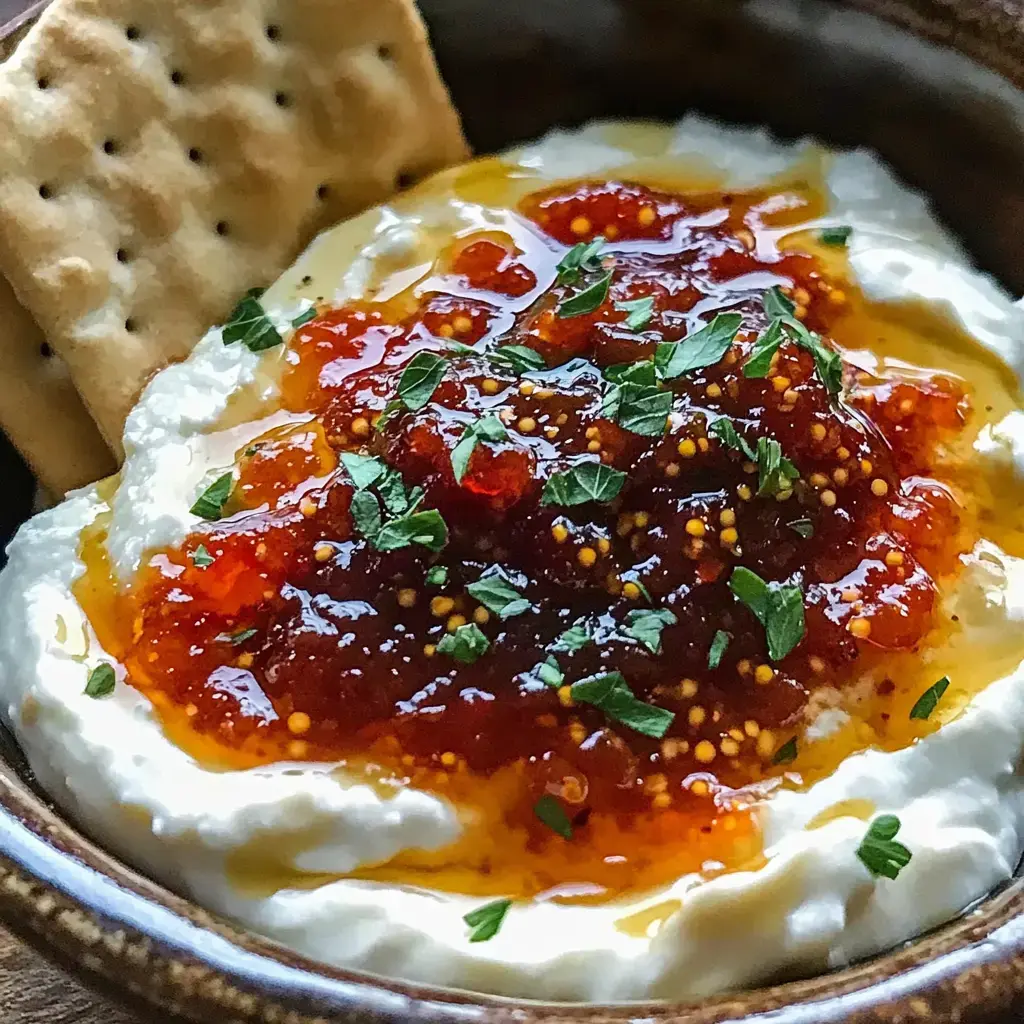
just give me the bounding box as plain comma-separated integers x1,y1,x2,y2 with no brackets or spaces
78,179,973,899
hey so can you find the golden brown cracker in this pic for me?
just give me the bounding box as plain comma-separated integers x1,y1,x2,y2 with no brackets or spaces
0,0,467,450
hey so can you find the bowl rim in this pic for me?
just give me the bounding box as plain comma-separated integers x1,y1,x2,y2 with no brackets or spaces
5,0,1024,1020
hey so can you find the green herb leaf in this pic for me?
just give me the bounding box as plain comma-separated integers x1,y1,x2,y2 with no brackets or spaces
192,544,215,569
772,736,798,765
190,472,234,520
552,624,592,653
756,436,799,497
536,657,564,688
340,452,387,491
655,313,743,378
788,518,814,539
795,330,843,395
375,509,449,553
570,671,675,738
467,567,530,620
709,416,756,461
820,225,853,247
488,345,547,374
425,565,448,587
602,381,672,437
557,270,612,318
729,566,805,662
463,898,512,942
623,608,677,654
350,490,383,539
764,285,796,319
436,622,490,664
708,629,730,669
216,627,258,645
534,793,573,838
541,462,626,507
556,239,605,285
857,815,912,880
742,318,785,378
85,663,116,698
222,288,283,352
377,469,421,517
616,295,655,332
397,352,446,410
604,360,658,387
451,413,509,483
292,306,318,328
909,676,950,721
376,398,406,432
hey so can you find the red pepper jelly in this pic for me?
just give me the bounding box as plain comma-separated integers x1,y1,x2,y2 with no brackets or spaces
77,177,985,901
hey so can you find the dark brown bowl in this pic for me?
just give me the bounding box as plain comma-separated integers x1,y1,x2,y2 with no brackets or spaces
4,0,1024,1020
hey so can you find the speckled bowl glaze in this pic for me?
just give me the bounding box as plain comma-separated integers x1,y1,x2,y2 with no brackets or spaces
4,0,1024,1020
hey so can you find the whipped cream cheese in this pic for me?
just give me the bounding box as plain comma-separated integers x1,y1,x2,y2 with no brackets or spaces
3,115,1024,1001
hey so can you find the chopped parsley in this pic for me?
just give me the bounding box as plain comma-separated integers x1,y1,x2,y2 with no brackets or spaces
820,225,853,247
222,288,283,353
615,295,655,332
604,360,658,387
708,629,730,669
397,352,447,410
601,380,671,437
551,623,592,653
788,518,814,539
772,737,798,765
755,436,799,497
463,898,512,942
741,318,784,379
192,544,215,569
709,416,755,460
536,657,564,688
451,412,508,483
729,566,805,662
466,567,530,619
555,239,605,285
909,676,950,721
570,671,675,738
856,815,912,880
436,622,490,664
557,270,613,318
487,345,546,374
375,509,448,553
623,608,677,654
541,462,626,507
425,565,448,587
216,627,258,645
340,452,388,491
190,472,234,520
533,793,573,839
291,306,318,328
84,663,116,698
654,313,743,378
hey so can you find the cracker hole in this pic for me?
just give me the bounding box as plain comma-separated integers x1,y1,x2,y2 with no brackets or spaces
396,171,417,190
102,139,119,156
316,184,330,202
38,183,53,200
124,317,138,333
188,147,203,164
274,91,290,108
266,24,281,41
116,248,129,264
170,70,186,86
215,221,229,237
36,75,50,90
125,25,141,41
377,44,392,61
301,275,313,287
39,342,53,359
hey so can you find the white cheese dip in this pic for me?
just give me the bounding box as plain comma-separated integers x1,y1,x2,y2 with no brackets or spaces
3,115,1024,1001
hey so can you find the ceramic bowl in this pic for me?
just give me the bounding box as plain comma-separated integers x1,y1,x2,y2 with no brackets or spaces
3,0,1024,1020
